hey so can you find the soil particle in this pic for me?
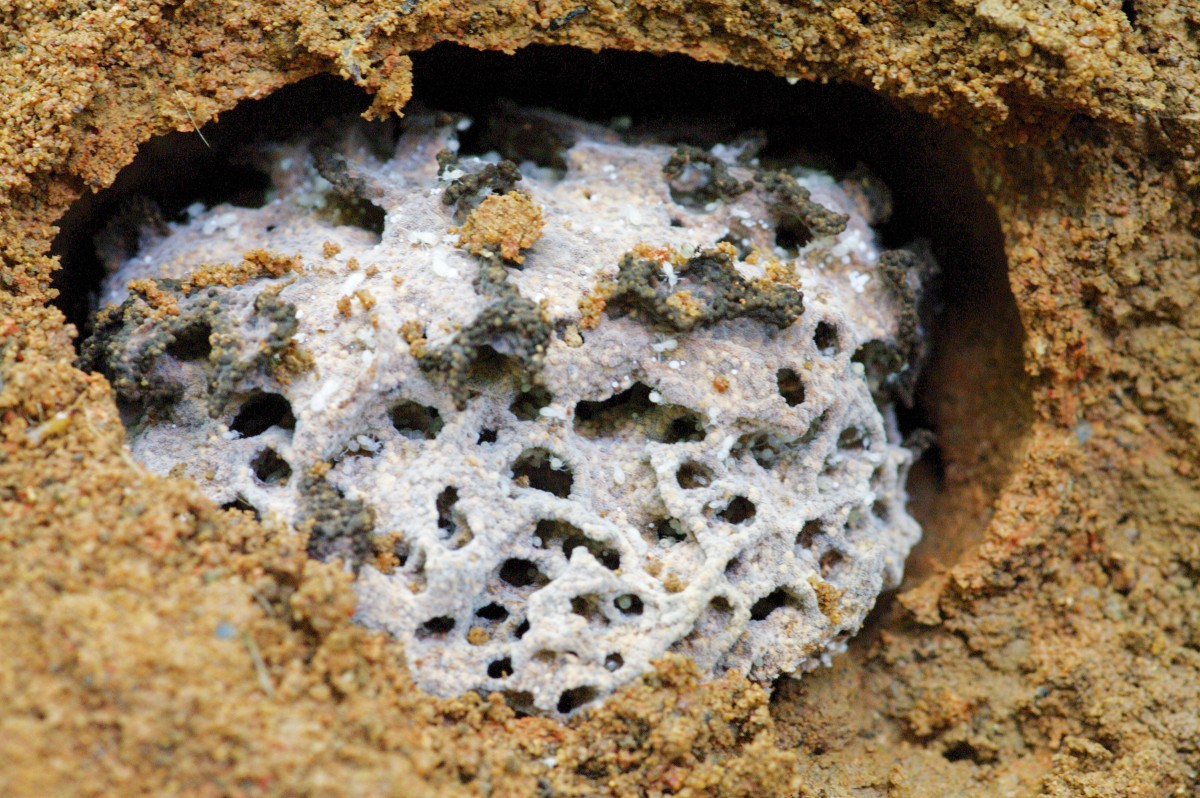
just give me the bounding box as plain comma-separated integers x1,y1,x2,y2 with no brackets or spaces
757,169,850,243
300,465,377,569
440,153,524,218
453,190,545,264
413,262,552,408
607,245,804,332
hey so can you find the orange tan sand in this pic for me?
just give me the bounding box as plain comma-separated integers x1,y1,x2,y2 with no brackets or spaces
3,1,1200,795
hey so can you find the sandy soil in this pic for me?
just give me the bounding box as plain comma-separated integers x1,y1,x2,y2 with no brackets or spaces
3,1,1200,795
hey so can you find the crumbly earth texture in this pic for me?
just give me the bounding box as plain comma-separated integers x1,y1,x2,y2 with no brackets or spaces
4,0,1200,796
85,111,926,715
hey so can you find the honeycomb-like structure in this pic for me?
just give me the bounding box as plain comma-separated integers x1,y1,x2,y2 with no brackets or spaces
85,107,932,716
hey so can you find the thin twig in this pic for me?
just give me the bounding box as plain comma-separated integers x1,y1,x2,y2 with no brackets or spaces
241,631,275,695
252,591,275,617
173,89,210,149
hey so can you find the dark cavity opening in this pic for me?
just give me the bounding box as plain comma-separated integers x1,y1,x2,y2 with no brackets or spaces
477,428,499,444
649,517,688,544
535,520,620,570
510,384,553,421
392,537,411,568
820,549,845,579
499,558,548,589
665,413,704,443
476,603,509,622
666,159,726,210
573,382,654,432
230,392,295,438
390,399,443,440
504,691,535,716
838,426,867,450
749,588,796,621
570,594,610,625
813,321,839,354
774,216,810,255
776,368,806,406
796,519,823,550
676,461,713,489
487,658,514,679
557,685,598,714
436,486,459,531
614,594,644,616
53,46,1029,585
220,496,260,520
453,100,572,173
734,410,827,470
465,344,519,385
166,322,213,361
250,448,291,486
574,382,703,443
852,339,904,406
416,616,456,639
943,740,985,764
511,448,573,497
717,496,756,525
435,486,472,549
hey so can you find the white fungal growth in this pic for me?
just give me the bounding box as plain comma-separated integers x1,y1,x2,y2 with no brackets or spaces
90,106,933,717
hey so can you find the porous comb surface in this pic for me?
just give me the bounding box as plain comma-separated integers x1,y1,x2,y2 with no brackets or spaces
88,108,930,716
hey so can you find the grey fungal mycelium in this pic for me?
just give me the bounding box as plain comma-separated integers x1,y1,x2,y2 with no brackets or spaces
83,104,936,717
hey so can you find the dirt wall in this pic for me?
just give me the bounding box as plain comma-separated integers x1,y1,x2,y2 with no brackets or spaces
3,1,1200,795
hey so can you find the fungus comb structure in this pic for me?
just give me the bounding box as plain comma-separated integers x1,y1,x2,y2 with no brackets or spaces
84,107,934,716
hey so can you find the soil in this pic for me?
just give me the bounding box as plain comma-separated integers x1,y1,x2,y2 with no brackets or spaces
3,1,1200,796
